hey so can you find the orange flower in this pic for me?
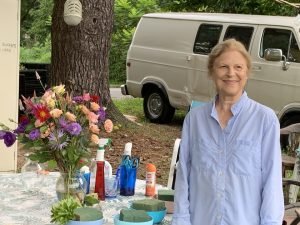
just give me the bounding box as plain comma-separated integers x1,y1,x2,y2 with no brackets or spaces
80,105,90,115
89,124,100,134
91,134,100,144
50,109,63,118
104,119,113,133
65,112,76,122
90,102,100,112
87,112,99,124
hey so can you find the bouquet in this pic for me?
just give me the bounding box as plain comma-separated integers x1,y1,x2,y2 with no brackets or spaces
0,84,113,174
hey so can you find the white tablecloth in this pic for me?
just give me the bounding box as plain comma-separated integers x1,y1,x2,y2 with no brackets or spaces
0,172,172,225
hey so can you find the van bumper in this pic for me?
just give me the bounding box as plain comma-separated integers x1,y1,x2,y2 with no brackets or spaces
120,84,129,95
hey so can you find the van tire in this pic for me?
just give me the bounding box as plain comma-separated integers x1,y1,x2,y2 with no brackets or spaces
143,88,175,123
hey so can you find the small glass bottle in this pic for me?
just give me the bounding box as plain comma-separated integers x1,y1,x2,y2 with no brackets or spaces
21,153,43,193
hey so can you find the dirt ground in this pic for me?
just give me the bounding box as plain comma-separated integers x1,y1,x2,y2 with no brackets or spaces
17,117,183,187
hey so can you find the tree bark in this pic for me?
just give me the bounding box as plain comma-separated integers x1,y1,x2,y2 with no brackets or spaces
51,0,131,126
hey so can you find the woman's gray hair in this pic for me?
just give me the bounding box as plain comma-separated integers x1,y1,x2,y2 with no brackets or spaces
207,39,252,76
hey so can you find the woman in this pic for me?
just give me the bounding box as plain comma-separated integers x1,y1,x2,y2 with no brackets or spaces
172,39,284,225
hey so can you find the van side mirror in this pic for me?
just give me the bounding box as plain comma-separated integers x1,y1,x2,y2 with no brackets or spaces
264,48,290,71
264,48,282,61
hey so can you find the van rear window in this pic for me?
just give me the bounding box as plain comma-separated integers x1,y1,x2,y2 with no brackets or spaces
193,24,222,54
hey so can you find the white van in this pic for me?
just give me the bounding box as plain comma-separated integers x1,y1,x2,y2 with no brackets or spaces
121,12,300,128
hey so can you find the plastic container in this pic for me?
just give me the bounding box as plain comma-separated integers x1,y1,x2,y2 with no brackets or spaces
146,208,167,224
119,166,137,196
67,219,104,225
113,215,153,225
145,163,156,197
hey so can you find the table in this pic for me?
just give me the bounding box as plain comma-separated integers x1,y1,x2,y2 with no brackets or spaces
0,172,172,225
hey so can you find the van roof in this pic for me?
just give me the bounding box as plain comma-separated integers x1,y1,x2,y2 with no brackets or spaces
143,13,300,28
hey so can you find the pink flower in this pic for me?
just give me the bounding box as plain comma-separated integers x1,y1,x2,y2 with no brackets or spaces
83,93,90,101
50,109,63,118
65,112,76,122
41,90,54,103
104,119,113,133
34,119,44,127
90,134,100,144
89,124,100,134
90,102,100,112
87,112,99,124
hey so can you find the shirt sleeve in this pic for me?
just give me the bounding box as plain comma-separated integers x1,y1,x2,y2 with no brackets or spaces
260,115,284,225
172,114,192,225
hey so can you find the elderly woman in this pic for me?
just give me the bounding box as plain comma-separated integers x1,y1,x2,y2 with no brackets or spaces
172,39,284,225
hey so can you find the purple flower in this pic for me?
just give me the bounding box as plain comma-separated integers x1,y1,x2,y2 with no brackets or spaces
65,122,82,136
48,129,69,150
29,129,40,140
59,118,68,129
14,121,29,134
98,107,106,122
72,96,83,103
0,131,5,139
0,131,16,147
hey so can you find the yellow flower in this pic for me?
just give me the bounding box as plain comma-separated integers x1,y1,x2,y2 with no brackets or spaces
65,112,76,122
104,119,113,133
50,109,63,118
52,85,65,95
91,134,100,144
90,102,100,111
89,124,100,134
47,99,56,109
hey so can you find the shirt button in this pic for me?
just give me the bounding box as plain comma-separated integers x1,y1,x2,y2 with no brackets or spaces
219,171,223,176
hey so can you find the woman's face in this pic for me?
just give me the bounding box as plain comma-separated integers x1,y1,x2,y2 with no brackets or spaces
211,49,249,100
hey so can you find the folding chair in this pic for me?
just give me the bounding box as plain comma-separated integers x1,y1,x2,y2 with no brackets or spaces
167,100,204,189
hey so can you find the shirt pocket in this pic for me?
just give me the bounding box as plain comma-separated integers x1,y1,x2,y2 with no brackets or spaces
191,139,219,173
229,140,261,176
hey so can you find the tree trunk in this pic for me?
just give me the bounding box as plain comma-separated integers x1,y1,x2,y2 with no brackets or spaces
51,0,130,126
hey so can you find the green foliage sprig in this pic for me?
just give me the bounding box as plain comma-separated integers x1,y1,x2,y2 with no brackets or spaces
51,196,81,225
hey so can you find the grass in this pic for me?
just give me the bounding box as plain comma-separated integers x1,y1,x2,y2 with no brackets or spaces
113,97,187,124
113,98,146,122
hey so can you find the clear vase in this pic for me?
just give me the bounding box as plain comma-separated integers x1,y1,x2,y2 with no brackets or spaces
56,171,87,203
21,153,43,193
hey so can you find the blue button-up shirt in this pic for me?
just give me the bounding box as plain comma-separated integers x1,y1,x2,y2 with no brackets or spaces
172,92,284,225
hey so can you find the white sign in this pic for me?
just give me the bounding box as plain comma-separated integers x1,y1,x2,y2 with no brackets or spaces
0,0,20,171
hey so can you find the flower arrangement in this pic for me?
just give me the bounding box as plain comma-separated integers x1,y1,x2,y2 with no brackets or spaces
0,84,113,174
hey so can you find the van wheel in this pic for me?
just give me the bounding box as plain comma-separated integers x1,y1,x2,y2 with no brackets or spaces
280,115,300,149
143,88,175,123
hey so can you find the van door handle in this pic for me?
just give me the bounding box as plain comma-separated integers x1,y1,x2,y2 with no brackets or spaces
186,56,192,61
252,66,261,71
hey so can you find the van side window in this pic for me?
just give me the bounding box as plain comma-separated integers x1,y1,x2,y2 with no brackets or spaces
193,24,222,54
223,26,254,50
261,28,300,63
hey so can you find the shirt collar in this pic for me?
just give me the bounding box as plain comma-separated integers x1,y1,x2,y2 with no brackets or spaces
210,91,248,119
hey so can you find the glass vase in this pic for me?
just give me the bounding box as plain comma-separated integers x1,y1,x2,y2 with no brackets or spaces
56,171,87,203
20,153,44,194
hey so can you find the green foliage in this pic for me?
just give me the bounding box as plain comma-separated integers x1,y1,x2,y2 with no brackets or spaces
158,0,298,15
109,0,161,83
51,196,81,225
21,0,53,46
20,35,51,63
